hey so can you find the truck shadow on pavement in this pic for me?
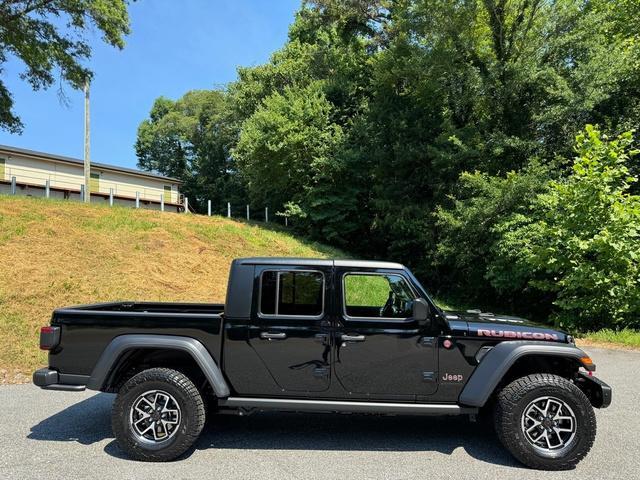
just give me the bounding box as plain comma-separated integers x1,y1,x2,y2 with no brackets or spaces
28,393,115,445
28,393,521,468
192,412,521,467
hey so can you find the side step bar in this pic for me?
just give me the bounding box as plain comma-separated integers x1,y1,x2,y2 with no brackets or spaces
218,397,477,415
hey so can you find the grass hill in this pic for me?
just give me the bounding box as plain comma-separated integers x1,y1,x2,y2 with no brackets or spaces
0,195,342,383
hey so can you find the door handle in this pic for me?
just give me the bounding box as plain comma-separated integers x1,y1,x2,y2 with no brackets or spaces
341,334,365,342
260,332,287,340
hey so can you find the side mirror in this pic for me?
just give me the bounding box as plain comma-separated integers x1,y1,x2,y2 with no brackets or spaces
413,298,431,328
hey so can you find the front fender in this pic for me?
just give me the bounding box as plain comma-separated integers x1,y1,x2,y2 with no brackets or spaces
459,341,592,407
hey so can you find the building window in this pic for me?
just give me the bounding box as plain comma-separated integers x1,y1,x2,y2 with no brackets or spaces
260,270,324,317
90,172,100,193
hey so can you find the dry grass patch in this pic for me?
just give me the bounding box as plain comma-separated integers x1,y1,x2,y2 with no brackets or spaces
0,195,342,381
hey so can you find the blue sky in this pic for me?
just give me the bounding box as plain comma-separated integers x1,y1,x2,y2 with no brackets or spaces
0,0,300,169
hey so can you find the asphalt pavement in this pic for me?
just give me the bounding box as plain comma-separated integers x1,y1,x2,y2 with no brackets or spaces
1,347,638,480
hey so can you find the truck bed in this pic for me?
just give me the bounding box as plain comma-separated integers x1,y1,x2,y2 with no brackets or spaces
48,301,225,381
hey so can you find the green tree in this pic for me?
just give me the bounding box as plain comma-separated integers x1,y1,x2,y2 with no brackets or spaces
233,82,362,242
492,126,640,330
434,161,555,308
136,90,243,212
0,0,131,132
234,82,342,209
229,2,374,241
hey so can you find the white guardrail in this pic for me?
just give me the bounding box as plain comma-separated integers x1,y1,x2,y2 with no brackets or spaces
3,167,284,223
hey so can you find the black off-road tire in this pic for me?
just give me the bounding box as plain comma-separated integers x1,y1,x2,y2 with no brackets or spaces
494,373,596,470
112,368,206,462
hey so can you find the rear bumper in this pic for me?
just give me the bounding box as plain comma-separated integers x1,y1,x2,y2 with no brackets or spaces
576,372,612,408
33,368,87,392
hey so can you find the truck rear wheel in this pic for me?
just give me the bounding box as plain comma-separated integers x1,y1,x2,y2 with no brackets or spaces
112,367,206,461
494,373,596,470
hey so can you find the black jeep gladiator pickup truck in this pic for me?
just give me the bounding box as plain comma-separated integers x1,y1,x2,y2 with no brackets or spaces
34,257,611,469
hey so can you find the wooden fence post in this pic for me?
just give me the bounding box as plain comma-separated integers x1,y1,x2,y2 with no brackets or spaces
227,202,231,218
160,193,164,212
45,180,50,198
246,204,250,220
184,197,189,213
135,192,140,208
265,207,268,223
109,188,114,207
208,200,211,216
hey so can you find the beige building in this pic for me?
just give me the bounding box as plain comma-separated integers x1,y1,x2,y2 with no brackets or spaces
0,145,183,212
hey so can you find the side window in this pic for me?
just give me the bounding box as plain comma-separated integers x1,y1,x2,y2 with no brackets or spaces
260,270,324,317
90,172,100,193
344,273,415,319
260,271,277,315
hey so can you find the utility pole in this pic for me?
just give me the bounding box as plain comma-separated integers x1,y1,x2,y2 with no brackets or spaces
83,80,91,203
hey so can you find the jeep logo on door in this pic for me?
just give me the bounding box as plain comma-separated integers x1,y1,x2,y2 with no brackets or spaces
441,373,464,382
477,329,559,341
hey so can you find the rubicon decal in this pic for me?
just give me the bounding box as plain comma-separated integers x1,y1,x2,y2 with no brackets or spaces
477,329,559,341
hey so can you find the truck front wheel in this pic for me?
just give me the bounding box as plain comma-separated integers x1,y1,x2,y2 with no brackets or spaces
494,373,596,470
112,367,206,461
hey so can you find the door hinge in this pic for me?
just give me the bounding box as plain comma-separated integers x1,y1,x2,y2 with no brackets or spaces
420,336,435,346
422,371,435,382
314,333,329,344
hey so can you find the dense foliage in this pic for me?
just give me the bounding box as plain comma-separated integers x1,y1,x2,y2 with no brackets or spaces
491,127,640,330
137,1,640,330
0,0,131,133
434,161,557,315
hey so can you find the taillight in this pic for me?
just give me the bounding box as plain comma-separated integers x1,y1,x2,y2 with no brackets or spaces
40,326,60,350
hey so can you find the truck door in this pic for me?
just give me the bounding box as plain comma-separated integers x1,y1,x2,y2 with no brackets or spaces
249,266,332,393
333,269,438,400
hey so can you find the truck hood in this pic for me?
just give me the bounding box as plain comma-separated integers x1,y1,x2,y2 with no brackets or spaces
442,309,570,343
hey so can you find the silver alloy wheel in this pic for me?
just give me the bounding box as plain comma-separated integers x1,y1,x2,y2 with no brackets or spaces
521,396,577,454
129,390,181,444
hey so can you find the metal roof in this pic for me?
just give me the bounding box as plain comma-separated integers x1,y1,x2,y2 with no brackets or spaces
0,144,183,184
236,257,406,269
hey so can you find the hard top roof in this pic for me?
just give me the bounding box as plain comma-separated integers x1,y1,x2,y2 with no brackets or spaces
235,257,406,270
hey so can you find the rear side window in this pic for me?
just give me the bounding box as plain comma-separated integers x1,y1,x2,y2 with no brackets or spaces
260,271,278,315
260,271,324,317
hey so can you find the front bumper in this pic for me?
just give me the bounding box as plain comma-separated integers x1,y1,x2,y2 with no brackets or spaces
33,368,87,392
576,372,612,408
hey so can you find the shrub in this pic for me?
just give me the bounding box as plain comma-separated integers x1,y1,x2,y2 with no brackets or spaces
434,161,553,303
492,126,640,331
